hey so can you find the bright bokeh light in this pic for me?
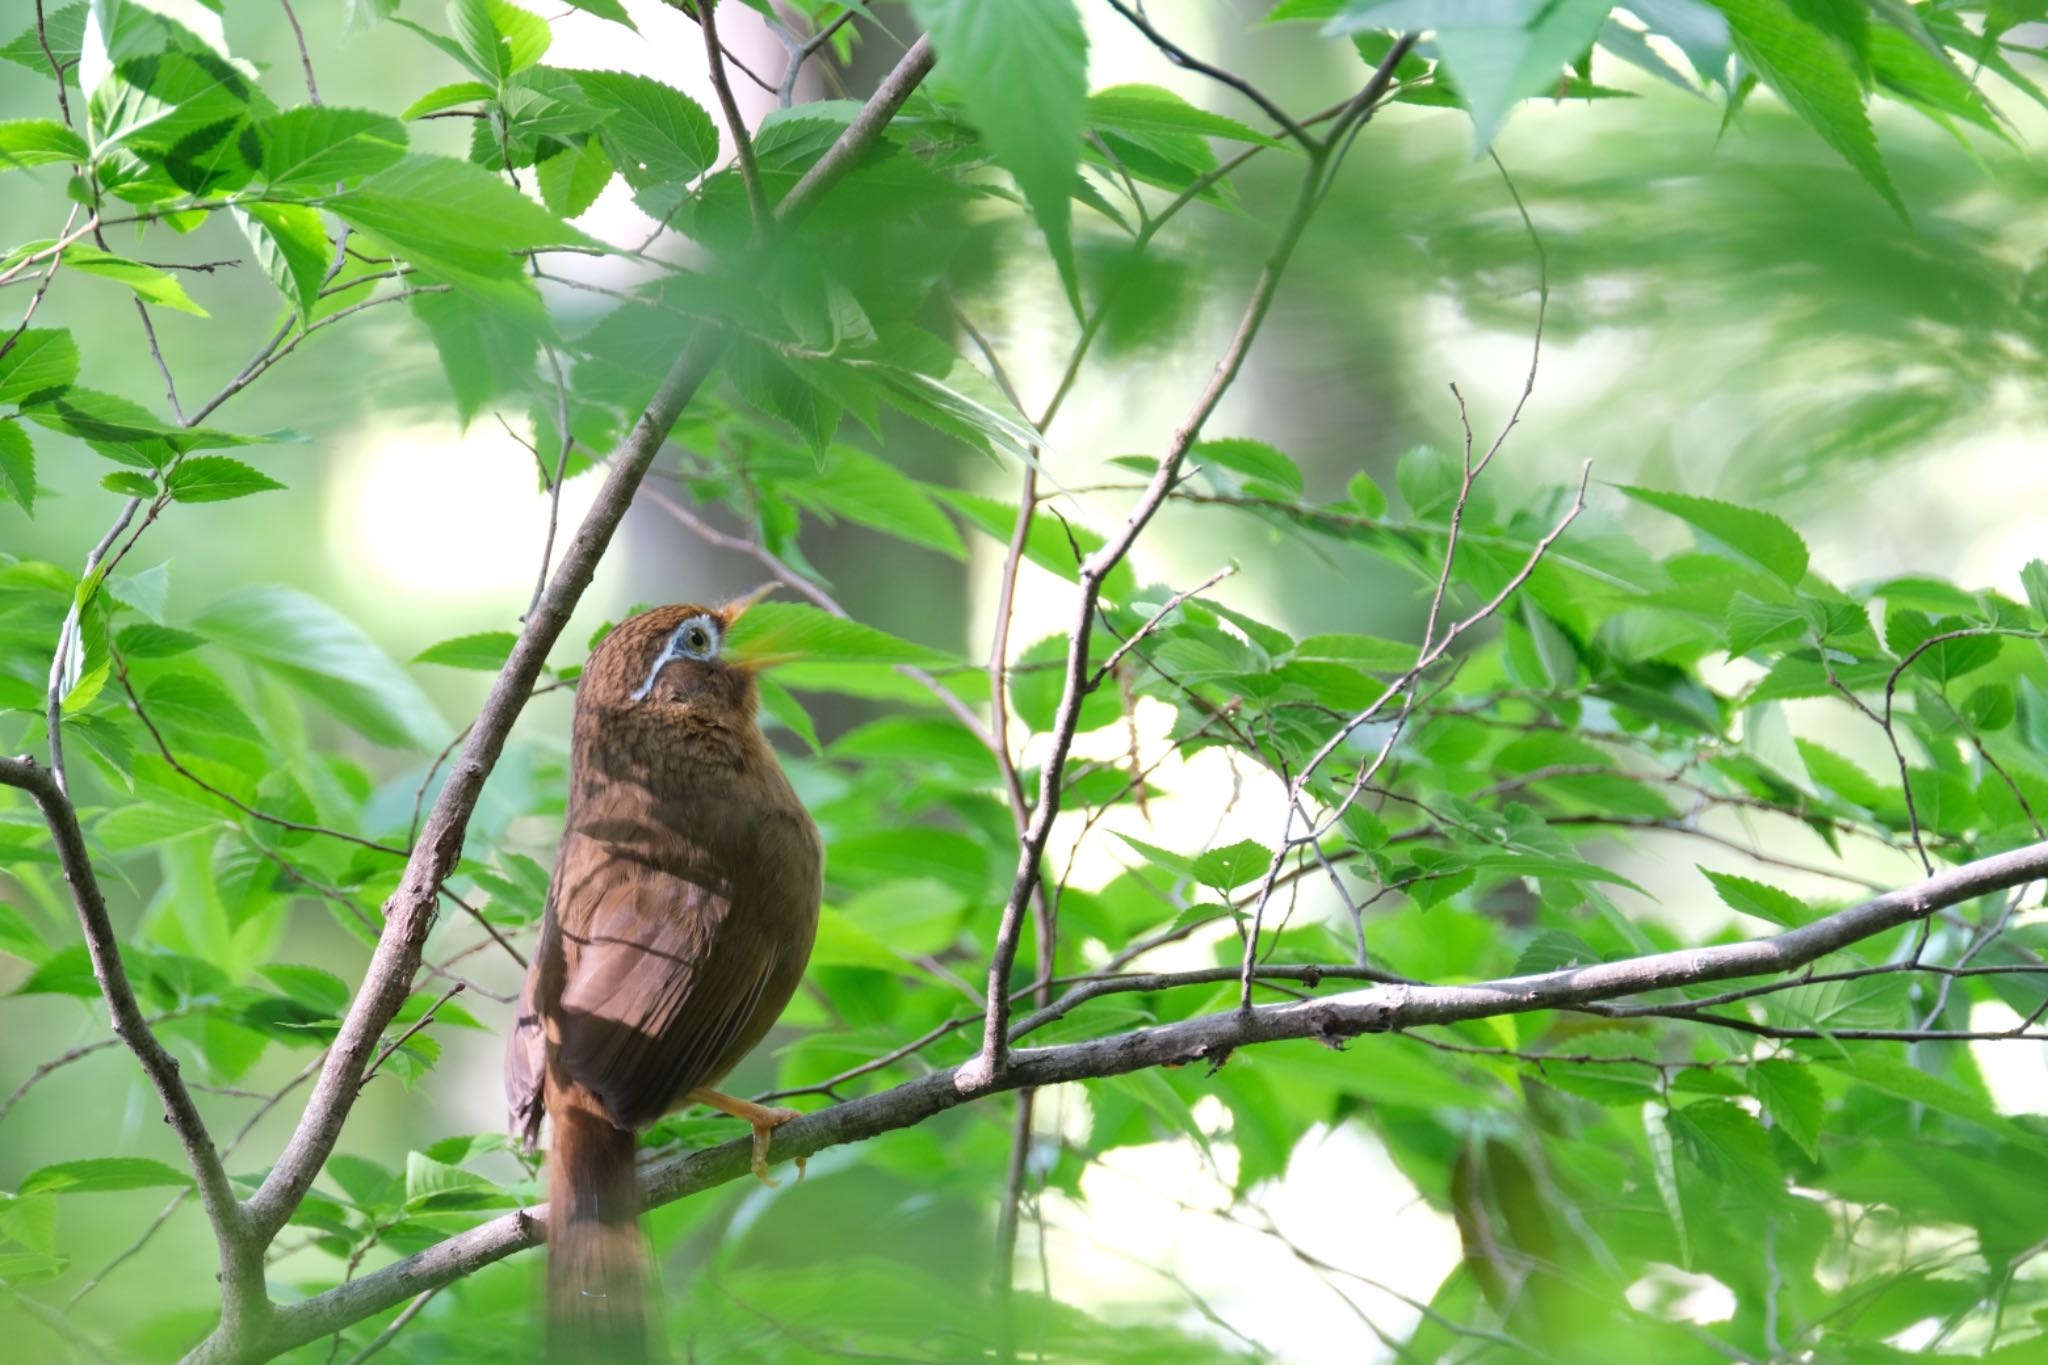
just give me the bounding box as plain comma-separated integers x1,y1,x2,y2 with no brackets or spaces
323,420,602,605
1040,1122,1461,1362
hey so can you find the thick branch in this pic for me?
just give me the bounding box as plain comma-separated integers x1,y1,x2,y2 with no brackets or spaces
251,831,2048,1349
191,35,939,1363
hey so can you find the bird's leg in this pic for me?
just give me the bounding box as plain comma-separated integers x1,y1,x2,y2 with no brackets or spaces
687,1088,804,1186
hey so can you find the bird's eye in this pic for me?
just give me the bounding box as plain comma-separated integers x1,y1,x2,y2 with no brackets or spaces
687,628,709,652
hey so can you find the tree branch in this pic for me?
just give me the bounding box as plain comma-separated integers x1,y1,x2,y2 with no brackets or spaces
180,37,939,1364
244,828,2048,1351
0,755,253,1329
958,47,1411,1093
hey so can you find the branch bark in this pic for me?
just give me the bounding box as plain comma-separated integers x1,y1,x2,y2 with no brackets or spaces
957,42,1413,1094
0,755,255,1328
246,831,2048,1353
175,35,937,1365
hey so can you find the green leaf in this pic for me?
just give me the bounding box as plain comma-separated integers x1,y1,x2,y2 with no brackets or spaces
408,290,545,424
193,587,448,749
1193,839,1274,889
0,329,79,404
1700,866,1809,927
447,0,512,83
1618,484,1809,585
101,470,156,497
1291,633,1420,670
166,456,285,503
0,902,48,964
1824,1052,2047,1151
936,489,1136,602
0,242,207,316
564,0,636,27
1642,1104,1690,1267
534,136,612,218
116,623,204,658
1667,1097,1779,1186
0,118,88,167
568,69,718,188
330,154,599,302
723,602,957,669
257,106,408,187
1714,0,1903,215
1327,0,1615,150
1087,84,1286,147
909,0,1088,308
1194,437,1303,494
19,1158,193,1195
755,674,820,754
1749,1059,1821,1160
401,81,493,120
233,202,332,319
403,1149,516,1210
2023,559,2048,624
0,421,34,513
781,448,966,558
143,672,261,742
1115,833,1201,882
414,630,517,670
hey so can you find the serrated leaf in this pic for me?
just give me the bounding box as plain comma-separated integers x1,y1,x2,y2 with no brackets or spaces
413,630,517,670
234,202,332,319
1192,839,1274,889
534,136,611,218
0,242,207,316
1619,484,1809,585
1087,84,1286,147
194,587,448,749
101,470,156,497
723,601,957,669
330,154,599,302
167,456,284,503
1194,437,1303,494
19,1158,193,1195
1291,632,1419,670
910,0,1088,309
0,421,34,512
1327,0,1614,150
116,623,204,658
1716,0,1902,216
0,329,79,404
0,118,89,167
1643,1104,1690,1267
756,674,820,755
568,68,718,188
401,81,493,120
1750,1059,1821,1160
257,106,408,186
1700,866,1809,927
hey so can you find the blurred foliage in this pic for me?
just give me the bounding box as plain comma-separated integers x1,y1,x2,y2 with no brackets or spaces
1,1,2048,1363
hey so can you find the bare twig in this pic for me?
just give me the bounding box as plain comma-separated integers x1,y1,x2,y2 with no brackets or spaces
698,0,770,234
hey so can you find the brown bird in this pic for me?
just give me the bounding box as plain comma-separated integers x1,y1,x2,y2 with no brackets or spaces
505,596,821,1360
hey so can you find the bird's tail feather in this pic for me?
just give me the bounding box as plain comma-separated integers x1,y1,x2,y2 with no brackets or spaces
546,1078,651,1362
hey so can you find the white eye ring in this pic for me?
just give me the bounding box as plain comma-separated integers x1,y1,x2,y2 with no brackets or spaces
629,614,721,701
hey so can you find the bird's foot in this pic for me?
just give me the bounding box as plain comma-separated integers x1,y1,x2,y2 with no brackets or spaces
686,1088,806,1187
746,1106,804,1187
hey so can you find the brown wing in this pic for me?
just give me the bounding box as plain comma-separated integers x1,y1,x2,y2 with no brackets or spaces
549,830,791,1130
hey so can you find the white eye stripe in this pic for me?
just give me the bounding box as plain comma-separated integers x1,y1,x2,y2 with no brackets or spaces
628,613,721,702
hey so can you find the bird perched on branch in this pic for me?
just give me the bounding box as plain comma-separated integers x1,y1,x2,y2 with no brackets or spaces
506,593,821,1360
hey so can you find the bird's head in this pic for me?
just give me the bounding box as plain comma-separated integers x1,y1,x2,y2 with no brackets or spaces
582,586,782,719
